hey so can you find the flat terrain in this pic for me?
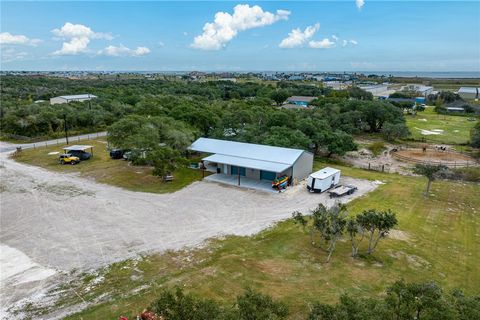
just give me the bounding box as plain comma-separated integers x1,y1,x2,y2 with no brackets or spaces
56,161,479,320
405,107,477,145
12,138,204,194
0,153,376,318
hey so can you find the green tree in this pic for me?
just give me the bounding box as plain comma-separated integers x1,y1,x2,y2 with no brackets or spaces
413,164,447,196
356,209,398,255
269,90,290,106
382,122,410,141
236,288,289,320
293,203,348,262
470,122,480,148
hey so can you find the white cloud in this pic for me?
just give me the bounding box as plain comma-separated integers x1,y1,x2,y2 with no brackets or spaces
0,32,41,46
279,23,320,48
332,35,339,41
52,22,112,55
99,45,150,57
308,38,335,49
343,39,358,47
1,47,28,62
356,0,365,10
192,4,290,50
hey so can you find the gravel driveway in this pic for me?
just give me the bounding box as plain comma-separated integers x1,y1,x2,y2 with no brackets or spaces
0,150,378,313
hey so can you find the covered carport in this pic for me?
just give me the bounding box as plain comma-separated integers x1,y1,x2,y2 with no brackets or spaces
63,145,94,156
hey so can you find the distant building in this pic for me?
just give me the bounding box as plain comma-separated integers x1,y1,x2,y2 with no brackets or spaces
285,96,316,107
50,94,97,105
402,84,434,97
457,87,479,100
358,84,389,96
446,107,465,113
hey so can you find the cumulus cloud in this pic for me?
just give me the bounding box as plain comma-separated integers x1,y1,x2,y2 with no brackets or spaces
356,0,365,10
279,23,320,48
1,48,28,62
0,32,41,46
308,38,335,49
192,4,290,50
52,22,112,55
99,45,150,57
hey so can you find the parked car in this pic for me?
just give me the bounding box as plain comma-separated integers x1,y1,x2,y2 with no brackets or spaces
109,149,125,159
67,150,91,160
122,151,132,161
59,154,80,165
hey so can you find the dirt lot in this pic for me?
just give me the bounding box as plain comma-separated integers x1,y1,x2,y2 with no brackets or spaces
0,151,377,317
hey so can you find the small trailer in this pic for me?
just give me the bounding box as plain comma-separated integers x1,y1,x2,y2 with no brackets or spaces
307,167,341,193
328,185,358,198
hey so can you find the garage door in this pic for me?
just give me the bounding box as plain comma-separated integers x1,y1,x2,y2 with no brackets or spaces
231,166,246,176
260,170,276,181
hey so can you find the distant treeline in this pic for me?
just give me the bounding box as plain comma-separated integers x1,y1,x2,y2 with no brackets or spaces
1,76,408,157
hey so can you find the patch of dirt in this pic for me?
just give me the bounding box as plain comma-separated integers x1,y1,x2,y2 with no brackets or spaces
255,259,293,276
388,230,411,242
389,251,431,269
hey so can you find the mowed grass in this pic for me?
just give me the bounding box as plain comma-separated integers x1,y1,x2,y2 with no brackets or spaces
58,161,479,320
13,138,205,193
405,107,477,145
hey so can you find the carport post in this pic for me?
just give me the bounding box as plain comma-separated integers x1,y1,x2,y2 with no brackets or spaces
238,170,240,186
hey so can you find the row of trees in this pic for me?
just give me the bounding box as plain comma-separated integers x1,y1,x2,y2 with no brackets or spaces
130,281,479,320
1,76,408,147
292,204,398,262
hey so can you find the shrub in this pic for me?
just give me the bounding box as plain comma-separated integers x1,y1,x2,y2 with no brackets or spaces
367,141,386,156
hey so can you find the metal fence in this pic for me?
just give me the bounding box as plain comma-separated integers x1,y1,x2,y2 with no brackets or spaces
391,148,479,168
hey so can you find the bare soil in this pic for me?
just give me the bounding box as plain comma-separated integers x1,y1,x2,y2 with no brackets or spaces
0,151,378,317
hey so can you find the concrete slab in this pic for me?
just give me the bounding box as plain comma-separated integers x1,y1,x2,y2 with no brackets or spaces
205,173,277,193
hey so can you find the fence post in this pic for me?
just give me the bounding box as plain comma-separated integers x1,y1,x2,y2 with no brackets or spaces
368,163,371,170
382,165,384,172
33,144,36,149
45,141,47,148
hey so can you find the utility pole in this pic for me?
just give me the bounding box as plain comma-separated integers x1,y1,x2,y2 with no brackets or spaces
63,114,69,145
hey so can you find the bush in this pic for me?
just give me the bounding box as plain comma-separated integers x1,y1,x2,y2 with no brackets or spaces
367,141,386,156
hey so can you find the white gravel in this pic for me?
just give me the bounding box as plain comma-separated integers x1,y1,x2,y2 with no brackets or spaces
0,149,378,315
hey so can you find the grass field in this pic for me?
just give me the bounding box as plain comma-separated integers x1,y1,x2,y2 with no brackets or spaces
405,107,477,145
41,161,479,320
13,138,205,193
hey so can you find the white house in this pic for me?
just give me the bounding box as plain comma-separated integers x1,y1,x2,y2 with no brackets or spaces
50,94,97,105
188,138,313,186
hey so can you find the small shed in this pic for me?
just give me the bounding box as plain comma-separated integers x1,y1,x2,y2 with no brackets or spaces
63,145,94,156
307,167,341,193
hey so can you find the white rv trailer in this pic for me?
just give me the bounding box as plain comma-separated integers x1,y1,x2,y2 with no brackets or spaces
307,167,341,193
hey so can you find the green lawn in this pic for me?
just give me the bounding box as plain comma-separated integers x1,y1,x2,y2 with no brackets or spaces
405,107,477,145
13,138,205,193
42,161,478,320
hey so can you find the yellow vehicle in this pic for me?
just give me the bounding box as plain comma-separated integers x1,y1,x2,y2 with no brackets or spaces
59,153,80,165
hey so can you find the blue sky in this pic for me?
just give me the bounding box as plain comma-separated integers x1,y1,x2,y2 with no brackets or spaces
1,1,479,71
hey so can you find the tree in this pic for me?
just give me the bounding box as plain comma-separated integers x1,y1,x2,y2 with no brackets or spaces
356,209,398,255
293,203,348,262
236,288,289,320
323,130,357,157
382,122,410,142
269,90,290,106
149,287,224,320
148,147,187,179
470,122,480,148
413,164,447,196
346,218,364,258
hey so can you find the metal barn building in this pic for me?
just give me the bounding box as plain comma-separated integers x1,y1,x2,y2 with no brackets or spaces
50,94,97,105
189,138,313,186
458,87,479,100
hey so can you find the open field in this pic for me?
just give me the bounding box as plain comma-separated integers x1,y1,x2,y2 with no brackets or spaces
13,138,204,194
405,107,477,145
0,152,376,318
49,161,479,320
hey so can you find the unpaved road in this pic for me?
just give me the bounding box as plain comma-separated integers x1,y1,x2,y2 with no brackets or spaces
0,147,378,317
